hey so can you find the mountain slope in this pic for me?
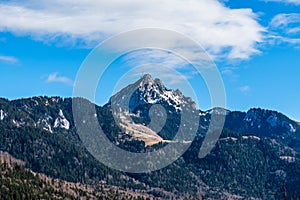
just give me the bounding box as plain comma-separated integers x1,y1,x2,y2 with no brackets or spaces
0,151,160,200
106,74,198,143
0,75,300,199
224,108,300,151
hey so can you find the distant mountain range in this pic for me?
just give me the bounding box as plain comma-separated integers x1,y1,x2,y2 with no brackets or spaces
0,74,299,199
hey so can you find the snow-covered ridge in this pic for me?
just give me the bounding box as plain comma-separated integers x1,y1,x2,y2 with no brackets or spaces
54,109,70,130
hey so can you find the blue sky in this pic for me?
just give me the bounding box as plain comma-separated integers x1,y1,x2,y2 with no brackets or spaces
0,0,300,120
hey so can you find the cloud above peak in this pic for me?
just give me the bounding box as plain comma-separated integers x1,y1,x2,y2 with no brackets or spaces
0,0,264,60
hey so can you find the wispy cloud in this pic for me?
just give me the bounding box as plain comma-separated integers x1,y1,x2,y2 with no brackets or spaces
0,55,18,64
239,85,251,93
121,49,189,70
287,27,300,34
270,13,300,28
119,49,205,85
0,0,264,60
268,13,300,46
221,67,240,81
264,0,300,5
46,72,74,86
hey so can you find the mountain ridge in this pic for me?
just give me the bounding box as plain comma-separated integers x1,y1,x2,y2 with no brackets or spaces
0,75,300,199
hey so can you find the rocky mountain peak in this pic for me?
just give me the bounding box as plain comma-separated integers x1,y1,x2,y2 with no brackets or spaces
137,74,166,93
109,74,196,112
139,74,153,84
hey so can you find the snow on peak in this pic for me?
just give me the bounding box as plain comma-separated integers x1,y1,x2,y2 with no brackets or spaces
138,76,190,109
54,109,70,130
109,74,196,112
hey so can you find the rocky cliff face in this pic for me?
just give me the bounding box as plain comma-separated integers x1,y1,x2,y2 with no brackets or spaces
108,74,196,112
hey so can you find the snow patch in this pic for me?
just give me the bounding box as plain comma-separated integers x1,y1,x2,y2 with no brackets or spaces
0,109,7,120
45,100,49,106
219,137,238,141
54,109,70,130
12,119,25,127
242,135,261,140
40,119,53,133
288,123,296,133
37,113,53,133
280,156,295,163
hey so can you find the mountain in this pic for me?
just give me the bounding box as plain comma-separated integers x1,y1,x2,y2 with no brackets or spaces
224,108,300,152
106,74,199,144
0,74,300,199
108,74,196,112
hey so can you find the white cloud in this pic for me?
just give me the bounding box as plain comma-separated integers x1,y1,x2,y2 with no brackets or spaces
122,49,189,70
0,55,18,64
221,69,234,75
270,13,300,28
0,0,264,60
239,85,250,93
269,13,300,45
46,72,74,86
287,27,300,34
264,0,300,5
118,49,212,85
221,67,240,81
